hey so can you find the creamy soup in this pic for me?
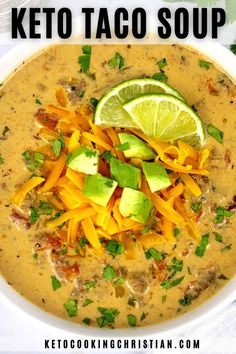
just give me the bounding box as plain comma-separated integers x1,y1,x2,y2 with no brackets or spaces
0,45,236,329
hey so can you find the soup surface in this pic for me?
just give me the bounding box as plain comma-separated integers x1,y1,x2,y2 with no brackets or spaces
0,44,236,329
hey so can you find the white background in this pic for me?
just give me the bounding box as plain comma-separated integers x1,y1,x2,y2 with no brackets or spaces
0,0,236,353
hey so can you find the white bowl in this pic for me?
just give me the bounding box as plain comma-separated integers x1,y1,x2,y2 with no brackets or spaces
0,41,236,337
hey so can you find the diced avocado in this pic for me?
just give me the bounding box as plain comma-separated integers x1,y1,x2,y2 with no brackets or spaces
67,145,98,175
118,133,156,160
141,161,171,193
83,173,117,206
110,158,141,189
119,188,153,224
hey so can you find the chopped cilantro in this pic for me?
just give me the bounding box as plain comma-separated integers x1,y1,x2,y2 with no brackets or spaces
84,280,97,289
22,150,31,161
78,45,92,73
108,52,124,70
220,244,232,252
105,179,114,188
85,150,97,158
83,317,91,325
30,207,40,224
64,299,78,317
0,153,4,165
52,211,65,228
100,150,115,162
141,225,151,234
79,90,85,98
168,257,183,274
33,152,44,168
191,202,202,213
90,97,98,110
214,232,223,243
214,207,233,224
114,142,130,151
103,265,117,280
79,237,88,248
51,134,64,157
174,227,180,237
51,275,61,291
113,277,126,287
97,307,119,327
195,234,209,257
32,253,38,260
57,245,68,255
187,266,192,275
145,247,164,261
152,72,168,82
161,295,167,303
2,126,9,136
199,60,212,70
83,298,93,307
35,98,42,105
179,294,192,306
39,200,53,215
128,298,136,307
161,276,185,289
157,58,167,69
230,44,236,55
127,314,136,327
140,312,147,321
106,240,125,257
207,124,224,144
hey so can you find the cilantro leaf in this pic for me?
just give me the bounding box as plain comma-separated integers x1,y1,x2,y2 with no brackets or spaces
100,150,115,162
191,202,202,213
174,228,180,237
64,299,78,317
83,298,93,307
30,207,40,224
179,294,192,306
39,201,53,215
108,52,124,70
83,317,91,325
51,134,64,157
79,237,89,248
51,275,61,291
114,142,130,151
22,150,31,161
145,247,164,261
84,280,97,289
35,98,42,105
214,207,233,224
199,60,212,70
157,58,167,69
207,124,224,144
113,277,126,287
140,312,147,321
214,232,223,243
195,234,209,257
90,97,98,110
152,72,168,82
78,46,92,73
0,153,4,165
103,265,117,280
168,257,183,274
106,240,125,257
161,276,185,289
220,244,232,252
97,307,119,327
230,44,236,55
127,314,136,327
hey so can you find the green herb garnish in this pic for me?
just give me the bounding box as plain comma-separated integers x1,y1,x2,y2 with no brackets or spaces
195,234,209,257
64,299,78,317
179,294,192,306
51,275,61,291
108,52,124,70
127,314,136,327
39,200,53,215
113,277,126,287
157,58,167,69
214,207,233,224
140,312,147,321
230,44,236,55
0,153,4,165
220,244,232,252
57,245,68,255
97,307,119,328
83,298,93,307
83,317,91,325
100,150,115,162
191,202,202,213
145,247,164,261
161,276,185,289
106,240,125,257
22,150,31,161
214,232,223,243
161,295,167,303
199,60,212,70
79,237,89,248
168,257,183,274
207,124,224,144
84,280,97,289
30,207,40,224
35,98,42,105
174,228,180,237
78,45,92,73
103,265,117,280
90,97,98,110
51,134,65,157
152,72,168,82
32,253,38,260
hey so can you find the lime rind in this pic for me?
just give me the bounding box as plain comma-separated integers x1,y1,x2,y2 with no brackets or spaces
123,94,205,147
94,78,185,128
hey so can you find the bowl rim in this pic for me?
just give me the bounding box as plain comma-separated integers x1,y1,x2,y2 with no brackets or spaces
0,41,236,337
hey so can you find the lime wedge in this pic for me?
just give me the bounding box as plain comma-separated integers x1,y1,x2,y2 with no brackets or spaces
123,94,205,147
94,78,185,128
